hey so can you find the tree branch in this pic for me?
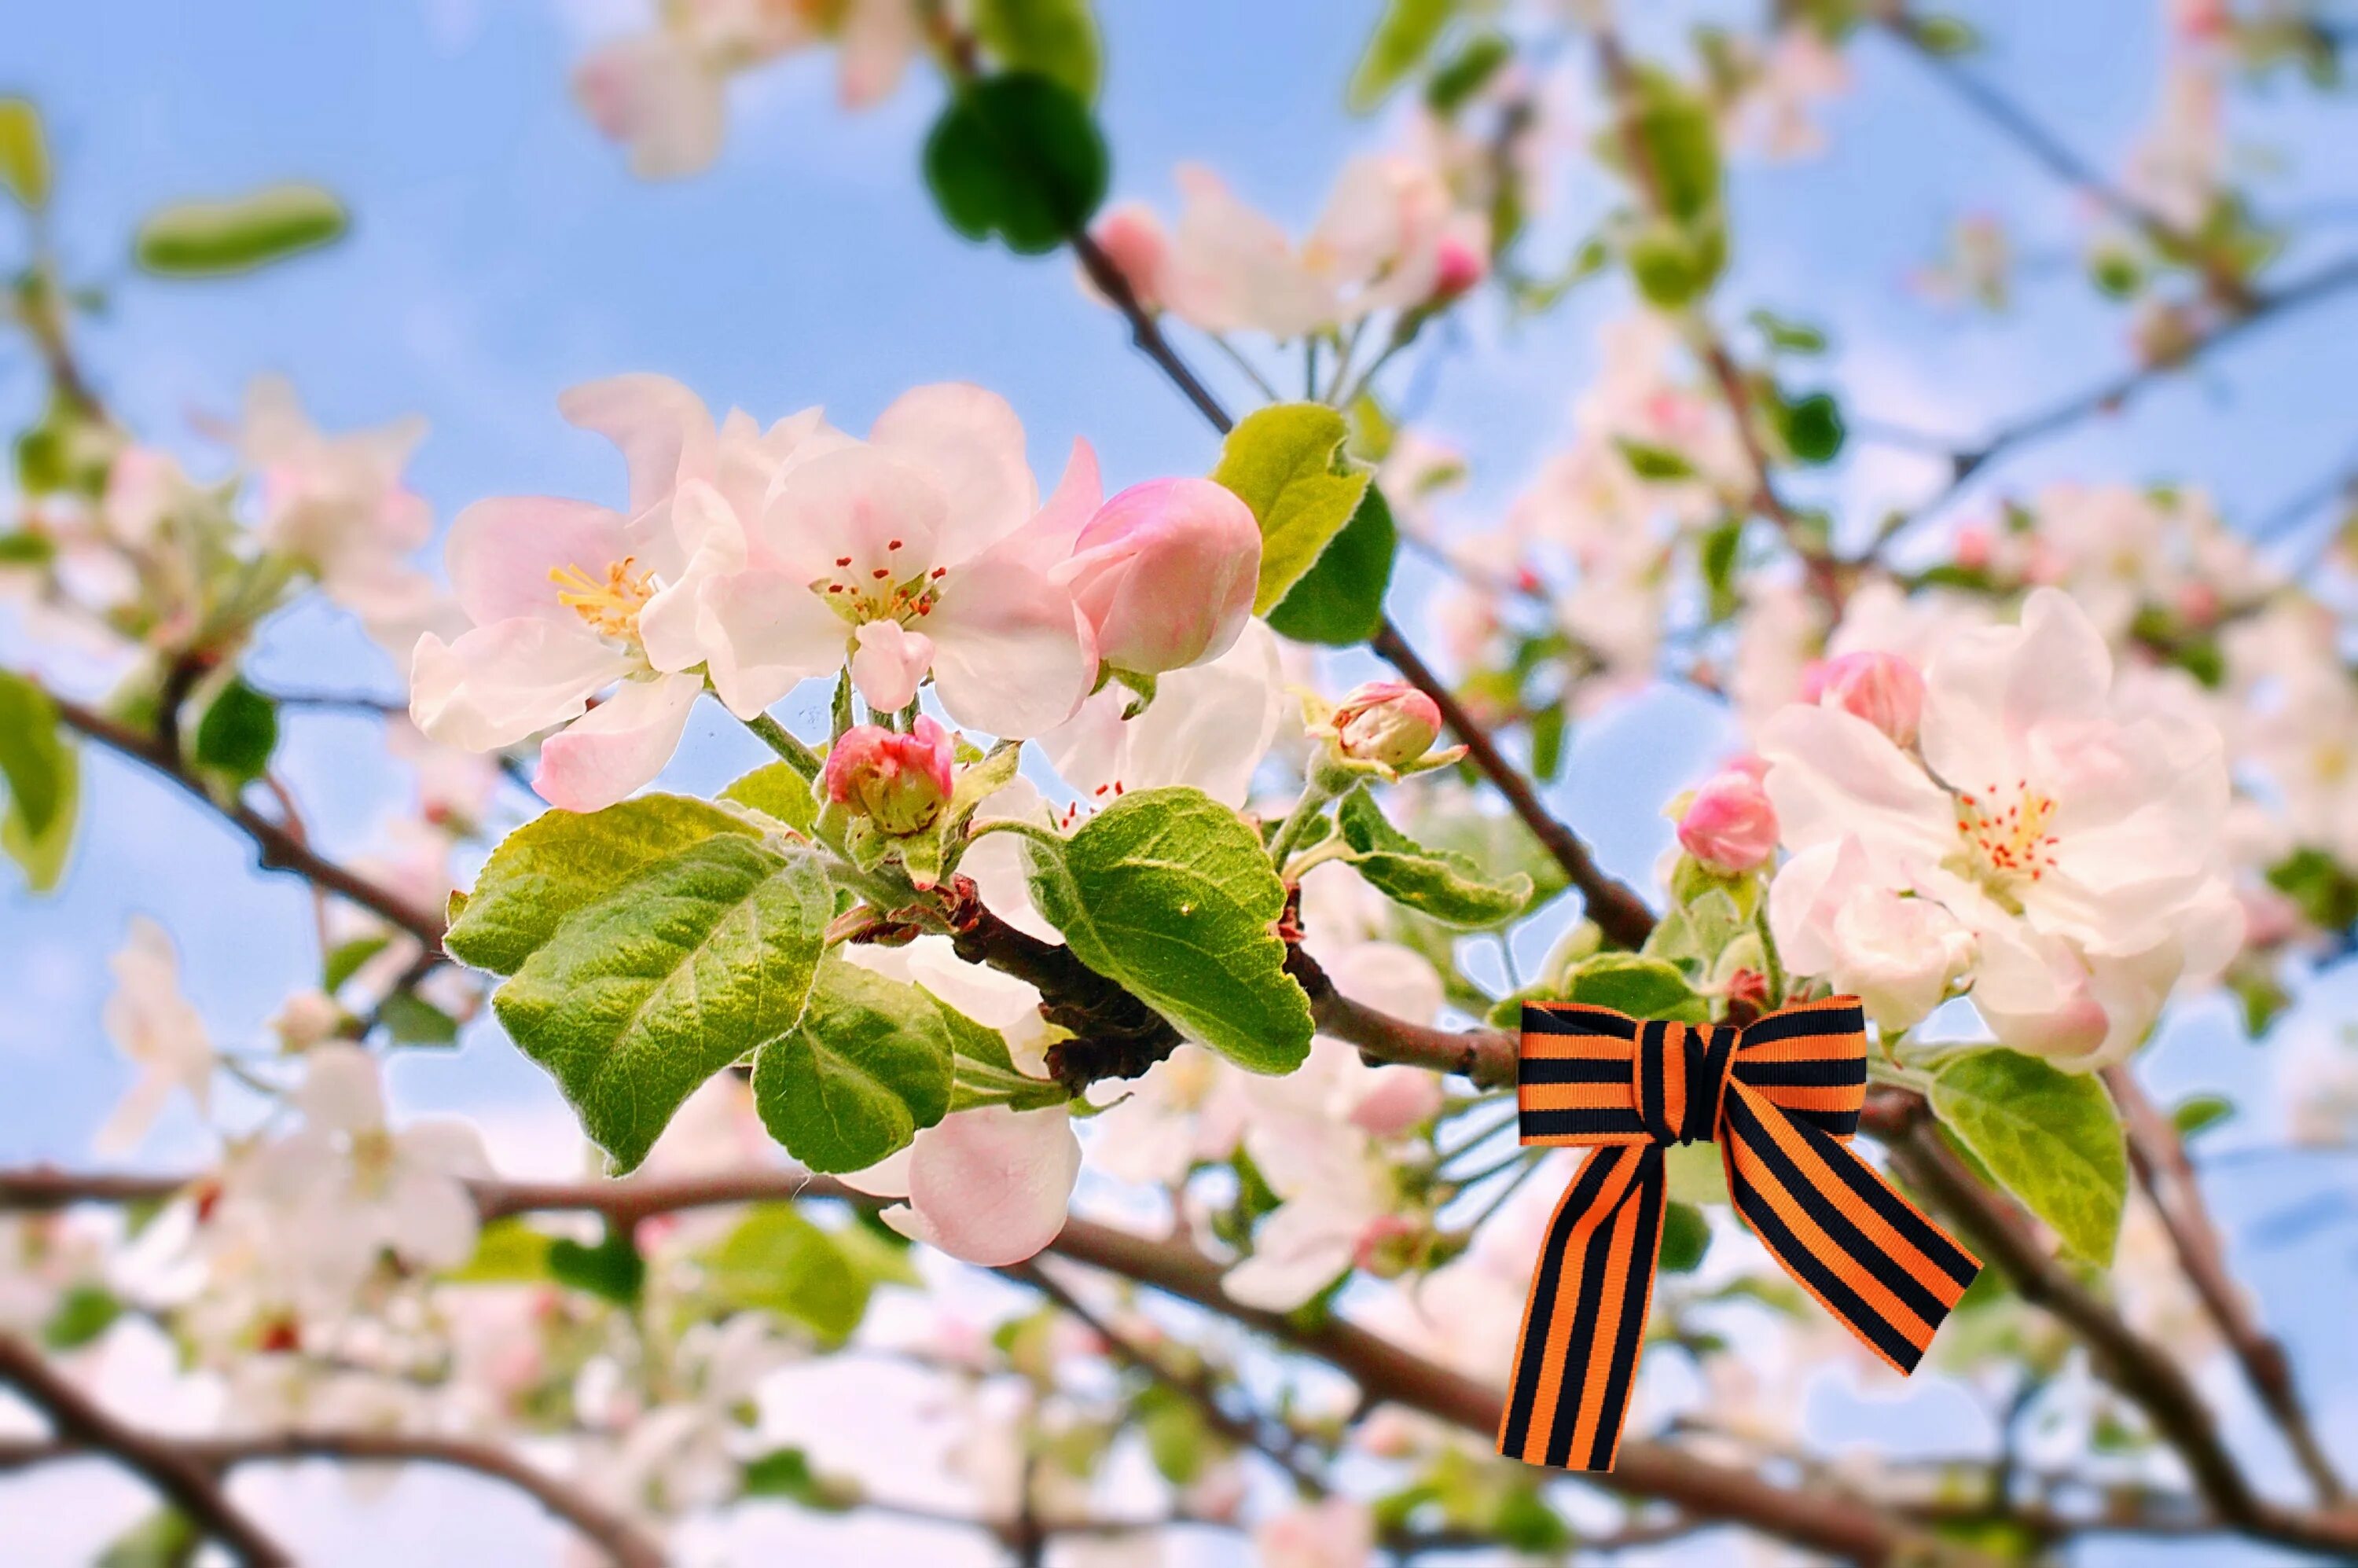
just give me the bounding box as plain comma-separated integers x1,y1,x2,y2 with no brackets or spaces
42,687,448,948
0,1424,666,1568
2103,1066,2345,1503
1868,1098,2358,1556
0,1334,293,1567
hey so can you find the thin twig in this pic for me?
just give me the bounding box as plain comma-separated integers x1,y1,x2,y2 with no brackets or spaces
2104,1066,2345,1503
0,1335,293,1566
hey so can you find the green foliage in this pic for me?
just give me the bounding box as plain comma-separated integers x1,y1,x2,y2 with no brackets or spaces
1210,402,1374,617
2266,847,2358,935
446,794,760,975
0,670,78,891
924,73,1108,255
1559,953,1709,1023
1615,438,1697,481
706,1205,880,1343
2170,1093,2235,1140
751,958,955,1174
1774,390,1846,465
547,1225,645,1305
190,677,278,787
482,828,834,1172
1616,68,1726,307
743,1446,862,1510
0,98,51,211
322,935,391,993
1425,33,1513,116
134,183,348,277
1748,307,1828,354
1333,786,1533,928
1133,1383,1213,1483
443,1217,556,1284
720,761,819,833
935,989,1067,1112
377,990,461,1046
972,0,1102,101
1267,482,1398,646
43,1283,122,1350
1348,0,1460,113
96,1509,200,1568
1657,1201,1711,1273
1023,787,1313,1074
1926,1047,2127,1265
1912,15,1982,55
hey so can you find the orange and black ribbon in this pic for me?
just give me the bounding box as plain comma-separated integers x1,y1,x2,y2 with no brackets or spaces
1497,996,1982,1471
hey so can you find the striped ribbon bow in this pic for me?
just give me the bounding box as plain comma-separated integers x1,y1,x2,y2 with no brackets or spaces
1497,995,1982,1472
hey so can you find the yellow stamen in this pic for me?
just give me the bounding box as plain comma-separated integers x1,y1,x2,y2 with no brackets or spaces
550,556,657,640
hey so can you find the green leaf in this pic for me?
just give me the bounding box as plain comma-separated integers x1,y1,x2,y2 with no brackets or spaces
1560,953,1708,1023
1657,1202,1710,1273
1926,1047,2127,1265
1348,0,1460,114
1614,438,1696,482
97,1509,200,1568
191,678,278,786
1776,390,1846,465
933,989,1067,1112
377,990,460,1047
706,1205,875,1343
2266,847,2358,934
1023,787,1313,1074
751,959,955,1174
1210,403,1373,617
446,795,760,975
547,1226,645,1305
721,761,818,834
1747,307,1827,354
1425,33,1513,116
1335,787,1532,928
971,0,1101,101
1627,66,1721,226
2170,1093,2235,1140
0,670,76,891
743,1446,863,1510
0,98,51,211
1265,483,1396,646
1624,216,1725,310
1912,15,1981,55
489,836,833,1172
43,1283,122,1350
322,935,392,993
442,1217,555,1283
924,73,1107,255
134,182,348,277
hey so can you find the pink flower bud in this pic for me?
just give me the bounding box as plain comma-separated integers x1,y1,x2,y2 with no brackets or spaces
1677,766,1780,873
1085,203,1170,314
1802,650,1925,747
1329,680,1445,769
1057,478,1261,674
821,717,954,835
1430,233,1487,302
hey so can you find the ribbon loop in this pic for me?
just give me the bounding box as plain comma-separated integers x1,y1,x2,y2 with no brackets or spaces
1497,997,1982,1473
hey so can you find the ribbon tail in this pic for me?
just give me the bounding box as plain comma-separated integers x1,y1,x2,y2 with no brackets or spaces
1497,1144,1664,1471
1721,1084,1982,1375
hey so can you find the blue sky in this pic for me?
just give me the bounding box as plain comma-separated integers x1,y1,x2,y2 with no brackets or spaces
4,1,2357,1561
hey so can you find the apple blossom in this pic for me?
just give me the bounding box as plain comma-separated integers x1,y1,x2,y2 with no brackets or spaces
1765,589,2239,1067
1084,201,1171,312
243,1044,492,1299
1255,1497,1376,1568
1321,679,1445,771
1768,836,1978,1032
94,916,215,1156
1053,478,1261,675
1676,762,1780,873
822,717,955,835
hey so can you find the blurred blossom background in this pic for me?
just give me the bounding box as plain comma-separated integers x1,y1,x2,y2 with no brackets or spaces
3,0,2358,1564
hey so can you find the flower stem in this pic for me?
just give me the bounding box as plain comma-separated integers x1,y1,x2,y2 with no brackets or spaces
744,711,822,782
1265,783,1335,869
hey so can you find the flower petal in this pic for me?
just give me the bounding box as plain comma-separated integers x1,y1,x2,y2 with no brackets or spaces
925,557,1094,737
410,620,630,752
850,619,936,714
1922,587,2112,789
899,1106,1080,1266
532,672,705,811
446,497,631,628
558,373,717,514
869,384,1037,564
698,567,850,719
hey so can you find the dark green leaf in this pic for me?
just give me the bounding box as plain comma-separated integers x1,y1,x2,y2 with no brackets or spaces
924,74,1107,255
43,1283,122,1350
547,1226,645,1305
1425,33,1513,116
2171,1093,2234,1140
751,959,955,1173
1265,483,1397,646
322,935,392,993
191,678,278,785
0,670,76,890
1023,788,1313,1073
377,991,459,1046
1657,1201,1711,1273
1776,391,1846,465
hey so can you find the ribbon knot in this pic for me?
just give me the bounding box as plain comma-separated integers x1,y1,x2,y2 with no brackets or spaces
1497,997,1982,1473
